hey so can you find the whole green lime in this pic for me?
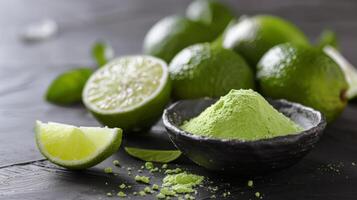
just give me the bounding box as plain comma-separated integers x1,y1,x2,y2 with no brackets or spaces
143,15,216,63
223,15,309,67
257,43,348,122
169,43,255,99
186,0,235,37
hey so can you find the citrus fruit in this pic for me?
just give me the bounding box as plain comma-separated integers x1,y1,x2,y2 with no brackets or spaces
143,15,216,63
169,43,254,99
186,0,234,37
82,55,171,130
223,15,309,67
257,43,348,122
324,46,357,100
35,121,122,169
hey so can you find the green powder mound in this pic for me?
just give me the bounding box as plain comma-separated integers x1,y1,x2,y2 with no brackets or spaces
181,89,303,141
162,172,204,194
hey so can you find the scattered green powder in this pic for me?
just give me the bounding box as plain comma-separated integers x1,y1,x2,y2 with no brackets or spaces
162,164,168,169
106,192,112,197
139,191,146,196
150,167,159,173
119,183,126,189
145,162,154,170
223,191,231,197
255,192,261,198
152,184,160,190
113,160,120,166
164,168,182,174
184,194,195,200
135,175,150,184
248,180,254,187
156,193,166,199
160,187,177,196
133,192,137,196
117,191,126,197
144,186,153,193
162,172,204,194
104,167,113,174
181,89,303,141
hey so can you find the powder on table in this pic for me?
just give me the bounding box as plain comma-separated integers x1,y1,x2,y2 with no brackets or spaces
180,89,303,141
162,172,204,194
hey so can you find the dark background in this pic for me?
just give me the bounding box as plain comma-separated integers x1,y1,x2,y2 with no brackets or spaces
0,0,356,199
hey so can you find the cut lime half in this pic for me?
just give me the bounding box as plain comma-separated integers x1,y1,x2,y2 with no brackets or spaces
324,46,357,100
35,121,122,169
82,55,171,130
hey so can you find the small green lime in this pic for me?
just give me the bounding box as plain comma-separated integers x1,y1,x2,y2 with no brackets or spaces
257,43,348,122
82,55,171,130
186,0,235,37
223,15,309,67
143,15,216,63
169,43,254,99
35,121,122,169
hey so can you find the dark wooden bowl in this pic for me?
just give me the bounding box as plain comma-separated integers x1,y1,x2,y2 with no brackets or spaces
163,98,326,175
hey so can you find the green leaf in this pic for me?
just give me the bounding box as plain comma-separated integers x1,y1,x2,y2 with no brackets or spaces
317,29,339,50
91,41,114,67
124,147,182,163
46,68,93,105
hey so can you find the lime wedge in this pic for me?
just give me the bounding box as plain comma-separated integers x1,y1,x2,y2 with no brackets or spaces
82,55,171,130
124,147,181,163
324,46,357,99
35,121,122,169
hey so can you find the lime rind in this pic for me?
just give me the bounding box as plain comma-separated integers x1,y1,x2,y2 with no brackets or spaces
35,121,122,169
82,55,171,130
324,46,357,99
83,55,169,114
124,147,182,163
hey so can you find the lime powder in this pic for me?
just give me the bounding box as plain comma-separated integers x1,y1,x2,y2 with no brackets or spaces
181,89,303,140
162,172,204,194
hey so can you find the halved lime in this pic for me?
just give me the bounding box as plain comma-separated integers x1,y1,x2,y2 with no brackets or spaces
35,121,122,169
324,46,357,99
82,55,171,130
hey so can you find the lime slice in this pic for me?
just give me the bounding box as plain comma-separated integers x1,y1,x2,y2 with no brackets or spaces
125,147,181,163
35,121,122,169
324,46,357,99
82,55,171,130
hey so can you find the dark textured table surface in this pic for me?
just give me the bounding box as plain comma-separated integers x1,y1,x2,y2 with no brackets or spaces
0,0,357,199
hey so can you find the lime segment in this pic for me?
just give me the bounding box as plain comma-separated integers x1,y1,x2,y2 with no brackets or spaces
324,46,357,99
125,147,181,163
82,55,171,130
35,121,122,169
